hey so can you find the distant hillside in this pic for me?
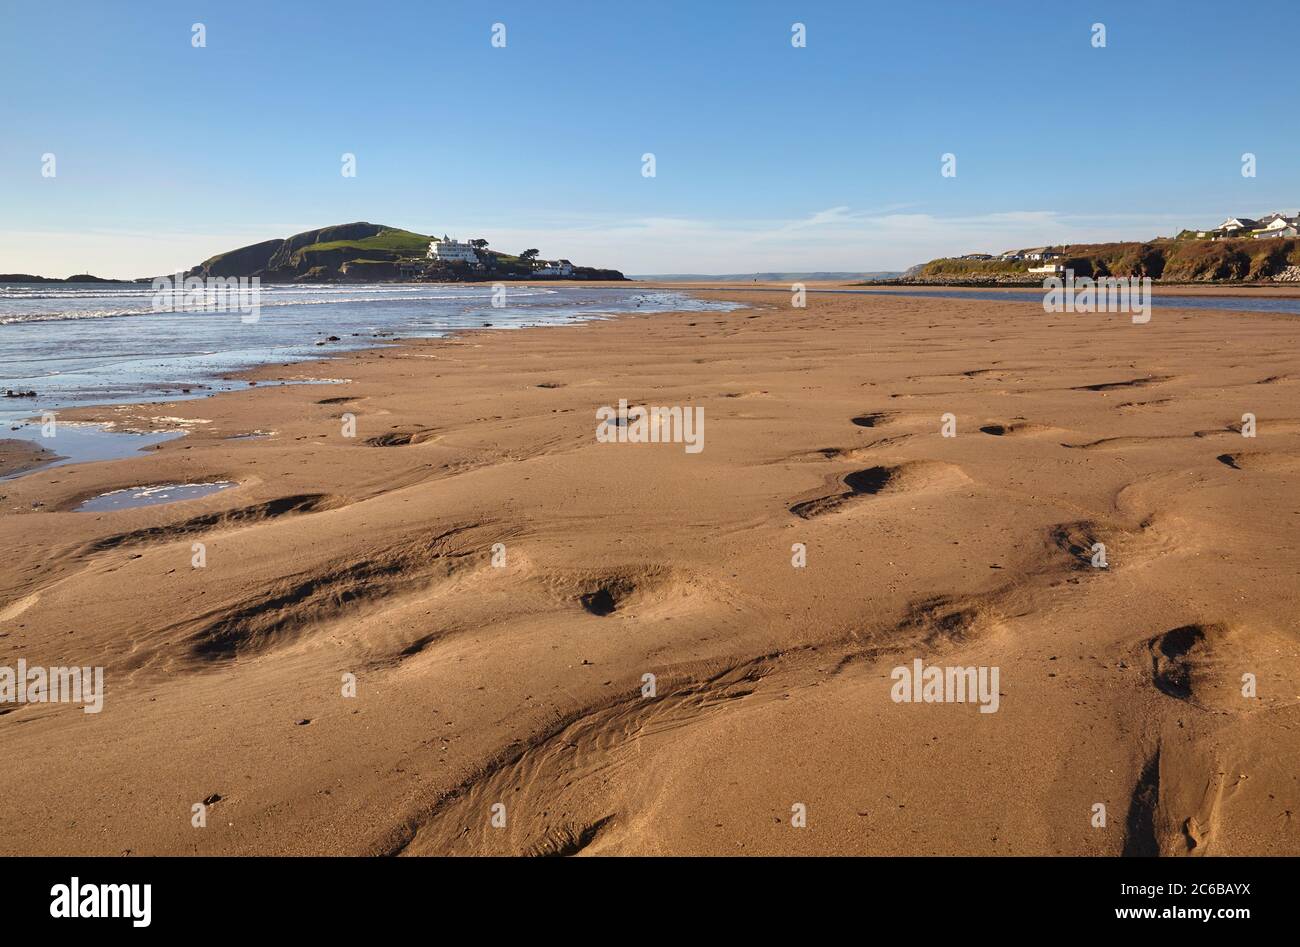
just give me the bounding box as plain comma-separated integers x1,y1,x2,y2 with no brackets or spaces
894,238,1300,285
634,271,901,282
0,273,128,283
186,222,624,283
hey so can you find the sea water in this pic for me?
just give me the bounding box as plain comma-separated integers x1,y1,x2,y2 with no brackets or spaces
0,283,741,475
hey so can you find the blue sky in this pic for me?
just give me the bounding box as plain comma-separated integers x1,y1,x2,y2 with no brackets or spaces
2,0,1298,277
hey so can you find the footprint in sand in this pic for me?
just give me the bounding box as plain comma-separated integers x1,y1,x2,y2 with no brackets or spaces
850,411,900,428
1216,450,1300,472
363,430,440,447
979,421,1058,437
542,566,724,619
1147,622,1296,713
1048,521,1111,571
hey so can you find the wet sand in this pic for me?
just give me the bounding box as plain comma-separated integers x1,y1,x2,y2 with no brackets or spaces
1,288,1298,855
0,438,62,480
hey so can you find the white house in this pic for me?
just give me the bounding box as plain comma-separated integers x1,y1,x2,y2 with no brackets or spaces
534,260,574,276
1023,248,1062,261
427,236,479,264
1254,219,1299,238
1196,212,1300,239
1218,217,1260,234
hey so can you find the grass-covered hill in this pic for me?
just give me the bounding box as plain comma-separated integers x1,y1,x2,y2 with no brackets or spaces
903,237,1300,285
187,222,622,282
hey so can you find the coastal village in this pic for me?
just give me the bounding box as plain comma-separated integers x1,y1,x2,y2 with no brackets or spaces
956,246,1067,274
1192,211,1300,240
957,209,1300,264
929,209,1300,283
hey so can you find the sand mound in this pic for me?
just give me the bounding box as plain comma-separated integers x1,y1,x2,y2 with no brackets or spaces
86,493,345,552
789,461,969,519
389,657,777,856
157,531,480,665
544,566,719,619
897,594,1004,650
1148,622,1296,713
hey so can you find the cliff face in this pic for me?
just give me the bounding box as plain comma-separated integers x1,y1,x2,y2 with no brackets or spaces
1053,238,1300,282
264,223,387,273
188,223,392,281
190,239,284,278
339,260,400,280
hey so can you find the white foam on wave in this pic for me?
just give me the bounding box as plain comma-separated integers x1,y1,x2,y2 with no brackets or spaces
0,285,564,323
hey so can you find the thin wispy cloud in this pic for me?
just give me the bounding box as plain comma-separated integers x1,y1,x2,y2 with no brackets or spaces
0,206,1261,279
481,207,1197,274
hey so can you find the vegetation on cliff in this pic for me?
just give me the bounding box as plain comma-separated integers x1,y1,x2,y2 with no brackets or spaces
907,237,1300,284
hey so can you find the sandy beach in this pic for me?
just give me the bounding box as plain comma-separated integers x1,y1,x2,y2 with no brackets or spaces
1,287,1298,856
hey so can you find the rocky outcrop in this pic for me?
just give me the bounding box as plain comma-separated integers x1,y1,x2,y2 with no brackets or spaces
570,266,627,281
188,239,283,279
340,260,400,281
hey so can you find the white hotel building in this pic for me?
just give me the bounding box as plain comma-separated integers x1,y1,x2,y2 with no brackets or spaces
427,236,480,264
